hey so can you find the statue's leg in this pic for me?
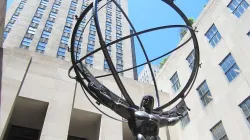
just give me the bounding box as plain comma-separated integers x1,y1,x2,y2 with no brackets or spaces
135,134,146,140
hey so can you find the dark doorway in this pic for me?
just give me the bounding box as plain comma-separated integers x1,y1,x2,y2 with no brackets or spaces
7,125,40,140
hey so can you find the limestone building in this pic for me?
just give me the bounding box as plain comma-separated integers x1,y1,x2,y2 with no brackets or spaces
3,0,136,79
156,0,250,139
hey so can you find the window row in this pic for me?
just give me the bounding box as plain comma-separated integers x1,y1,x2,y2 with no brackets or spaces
205,1,249,47
57,0,78,59
4,0,27,40
36,0,61,54
173,53,240,106
85,19,96,65
180,95,250,138
19,0,48,49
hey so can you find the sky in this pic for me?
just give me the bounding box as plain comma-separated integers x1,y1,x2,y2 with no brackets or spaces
6,0,207,74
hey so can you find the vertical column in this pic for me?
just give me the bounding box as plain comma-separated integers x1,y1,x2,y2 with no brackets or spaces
39,79,76,140
0,54,31,139
99,114,123,140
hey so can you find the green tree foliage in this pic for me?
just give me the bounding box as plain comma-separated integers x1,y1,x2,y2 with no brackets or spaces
179,18,194,39
160,56,169,68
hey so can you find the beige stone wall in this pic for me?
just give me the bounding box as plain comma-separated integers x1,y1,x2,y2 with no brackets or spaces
156,0,250,140
0,47,170,140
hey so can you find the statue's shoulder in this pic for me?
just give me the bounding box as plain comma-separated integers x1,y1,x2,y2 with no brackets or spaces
135,111,150,119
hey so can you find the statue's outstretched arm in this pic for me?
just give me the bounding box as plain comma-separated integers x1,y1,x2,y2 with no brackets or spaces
159,116,182,127
76,63,134,119
156,100,189,127
88,81,133,119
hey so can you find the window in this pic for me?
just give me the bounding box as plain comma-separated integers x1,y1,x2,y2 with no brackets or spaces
57,47,66,59
106,30,111,36
4,32,8,39
205,24,221,47
186,50,195,70
50,12,57,18
170,72,181,93
117,64,123,71
36,42,46,54
197,81,213,106
27,27,36,34
117,59,123,65
25,33,34,39
220,54,240,82
61,36,69,44
117,22,122,27
85,55,93,65
117,47,122,54
20,37,32,49
32,17,41,23
240,96,250,124
211,122,228,140
181,110,190,128
247,31,250,36
104,60,109,69
228,0,249,18
206,24,221,47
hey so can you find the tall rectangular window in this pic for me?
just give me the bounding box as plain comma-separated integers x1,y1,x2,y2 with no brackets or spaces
181,110,190,128
197,81,213,106
240,97,250,124
211,122,228,140
205,24,221,47
170,72,181,93
220,54,240,82
186,50,195,70
228,0,249,18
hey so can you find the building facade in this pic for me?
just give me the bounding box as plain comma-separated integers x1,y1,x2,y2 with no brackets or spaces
0,1,170,140
156,0,250,140
0,48,171,140
3,0,136,79
138,64,159,84
0,0,7,48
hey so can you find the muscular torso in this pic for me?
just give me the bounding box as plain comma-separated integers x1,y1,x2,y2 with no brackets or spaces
128,111,160,136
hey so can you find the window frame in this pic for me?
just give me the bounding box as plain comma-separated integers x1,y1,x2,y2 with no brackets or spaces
196,80,213,107
210,121,228,140
186,50,195,70
239,96,250,125
205,24,221,47
180,110,190,128
219,53,240,82
227,0,249,18
170,72,181,93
